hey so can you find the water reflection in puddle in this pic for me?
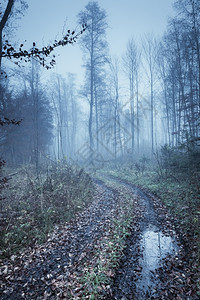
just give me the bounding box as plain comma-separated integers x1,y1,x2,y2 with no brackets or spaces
142,224,175,270
136,224,177,297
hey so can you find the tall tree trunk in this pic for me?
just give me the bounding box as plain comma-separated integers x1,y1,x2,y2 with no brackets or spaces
172,79,177,146
136,76,140,153
94,78,99,152
130,81,134,155
150,71,154,152
89,39,94,152
0,0,14,68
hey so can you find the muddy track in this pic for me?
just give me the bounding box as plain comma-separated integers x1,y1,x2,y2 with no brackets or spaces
0,176,197,299
1,181,119,299
106,176,198,300
107,177,177,299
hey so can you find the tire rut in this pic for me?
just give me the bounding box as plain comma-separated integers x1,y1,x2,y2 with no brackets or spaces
105,176,178,300
1,176,196,299
0,181,118,299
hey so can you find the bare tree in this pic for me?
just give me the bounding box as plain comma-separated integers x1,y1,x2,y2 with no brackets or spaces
142,34,158,152
66,73,78,158
108,57,121,159
123,38,141,154
78,1,108,154
49,73,78,160
0,0,14,68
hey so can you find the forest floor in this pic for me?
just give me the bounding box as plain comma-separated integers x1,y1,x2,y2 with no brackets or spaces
0,175,199,299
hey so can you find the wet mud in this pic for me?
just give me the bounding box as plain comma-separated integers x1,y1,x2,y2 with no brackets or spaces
0,182,118,299
1,176,197,299
110,178,178,300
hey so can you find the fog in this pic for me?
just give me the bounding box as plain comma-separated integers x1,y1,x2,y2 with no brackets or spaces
1,2,178,165
1,2,200,297
0,0,199,169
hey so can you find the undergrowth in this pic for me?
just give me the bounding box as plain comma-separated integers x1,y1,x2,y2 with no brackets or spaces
68,182,135,299
101,148,200,276
106,170,200,255
0,162,94,259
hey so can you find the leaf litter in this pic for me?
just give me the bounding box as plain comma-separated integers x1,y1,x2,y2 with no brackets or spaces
0,177,199,299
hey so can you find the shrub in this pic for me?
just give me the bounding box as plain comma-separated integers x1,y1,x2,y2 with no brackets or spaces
0,161,94,258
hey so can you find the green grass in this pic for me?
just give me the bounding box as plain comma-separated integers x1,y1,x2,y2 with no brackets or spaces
80,216,132,299
68,181,135,299
101,164,200,263
0,162,94,259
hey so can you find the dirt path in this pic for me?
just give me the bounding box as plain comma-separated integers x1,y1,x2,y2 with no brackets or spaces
110,178,178,299
1,181,119,299
0,177,198,299
107,176,198,299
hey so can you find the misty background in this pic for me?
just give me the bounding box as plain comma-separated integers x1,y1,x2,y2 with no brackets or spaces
1,3,200,293
0,0,199,169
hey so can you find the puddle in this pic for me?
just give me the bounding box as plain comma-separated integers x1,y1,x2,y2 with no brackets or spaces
136,224,177,297
141,224,176,269
103,176,179,299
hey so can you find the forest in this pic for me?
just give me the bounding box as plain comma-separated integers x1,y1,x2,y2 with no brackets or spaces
0,0,200,299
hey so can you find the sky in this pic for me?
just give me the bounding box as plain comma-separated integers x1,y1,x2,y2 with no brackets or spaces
13,0,175,83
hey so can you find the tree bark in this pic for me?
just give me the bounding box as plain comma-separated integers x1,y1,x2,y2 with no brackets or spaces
0,0,14,68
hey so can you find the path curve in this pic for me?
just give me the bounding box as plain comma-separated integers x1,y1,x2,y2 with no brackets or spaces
0,176,197,299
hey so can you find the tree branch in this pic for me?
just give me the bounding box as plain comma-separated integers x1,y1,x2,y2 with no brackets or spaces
1,24,87,69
